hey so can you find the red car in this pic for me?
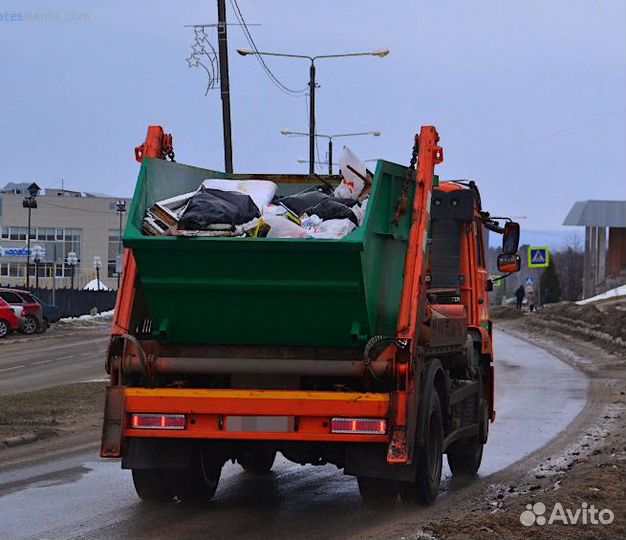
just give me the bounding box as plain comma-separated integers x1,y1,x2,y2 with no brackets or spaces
0,289,44,335
0,298,22,338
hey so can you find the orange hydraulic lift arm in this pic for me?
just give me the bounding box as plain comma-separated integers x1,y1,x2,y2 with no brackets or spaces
111,127,174,338
387,126,444,465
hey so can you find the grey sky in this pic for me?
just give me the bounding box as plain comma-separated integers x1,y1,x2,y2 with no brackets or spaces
1,1,624,231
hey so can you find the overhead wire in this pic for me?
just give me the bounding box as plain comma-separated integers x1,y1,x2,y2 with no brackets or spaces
229,0,308,96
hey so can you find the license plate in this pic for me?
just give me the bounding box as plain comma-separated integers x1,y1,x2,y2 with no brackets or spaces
226,416,294,433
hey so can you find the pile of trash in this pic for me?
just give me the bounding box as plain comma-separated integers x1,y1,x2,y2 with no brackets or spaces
142,148,371,240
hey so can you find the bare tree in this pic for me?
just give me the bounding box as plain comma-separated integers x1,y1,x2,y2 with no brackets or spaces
553,232,584,301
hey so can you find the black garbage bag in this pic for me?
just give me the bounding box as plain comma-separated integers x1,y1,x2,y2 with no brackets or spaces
331,197,360,208
303,199,359,226
274,190,329,215
178,189,260,230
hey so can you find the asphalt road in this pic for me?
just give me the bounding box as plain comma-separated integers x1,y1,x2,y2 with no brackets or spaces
0,330,588,540
0,329,108,395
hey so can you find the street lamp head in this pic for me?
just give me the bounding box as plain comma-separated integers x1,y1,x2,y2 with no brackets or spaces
67,252,78,266
280,129,291,135
93,256,103,270
32,245,45,263
115,200,126,213
372,49,390,57
237,48,254,56
372,131,381,137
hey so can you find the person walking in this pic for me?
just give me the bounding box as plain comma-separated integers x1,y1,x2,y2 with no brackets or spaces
515,285,525,310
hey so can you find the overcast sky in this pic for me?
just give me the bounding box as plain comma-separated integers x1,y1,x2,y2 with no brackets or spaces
1,0,624,231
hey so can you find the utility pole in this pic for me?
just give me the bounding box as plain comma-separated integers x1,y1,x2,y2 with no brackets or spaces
308,62,316,175
217,0,233,173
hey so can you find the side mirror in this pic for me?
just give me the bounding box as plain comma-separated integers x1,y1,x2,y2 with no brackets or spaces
502,222,520,255
497,253,521,273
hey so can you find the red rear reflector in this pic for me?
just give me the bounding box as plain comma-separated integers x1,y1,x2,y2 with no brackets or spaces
331,417,387,435
131,413,186,430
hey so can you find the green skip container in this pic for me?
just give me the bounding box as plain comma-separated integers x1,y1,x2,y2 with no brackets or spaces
124,158,419,348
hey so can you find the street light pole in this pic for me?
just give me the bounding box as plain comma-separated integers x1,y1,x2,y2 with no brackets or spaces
309,61,316,175
93,256,102,292
217,0,234,173
115,200,126,290
22,183,40,288
238,48,388,175
32,245,44,294
328,138,333,175
282,130,381,174
67,251,78,316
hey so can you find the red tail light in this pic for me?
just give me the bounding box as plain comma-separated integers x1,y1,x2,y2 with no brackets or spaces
331,417,387,435
131,413,186,430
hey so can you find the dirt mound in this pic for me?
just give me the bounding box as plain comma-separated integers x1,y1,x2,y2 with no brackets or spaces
491,306,525,320
534,300,626,350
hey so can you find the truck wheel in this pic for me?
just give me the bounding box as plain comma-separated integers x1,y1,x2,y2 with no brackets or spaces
177,452,222,504
447,399,488,477
132,469,174,502
238,450,276,474
399,390,443,505
21,315,38,335
447,440,483,477
357,476,398,508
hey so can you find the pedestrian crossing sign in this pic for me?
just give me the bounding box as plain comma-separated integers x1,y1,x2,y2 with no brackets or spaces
528,246,550,268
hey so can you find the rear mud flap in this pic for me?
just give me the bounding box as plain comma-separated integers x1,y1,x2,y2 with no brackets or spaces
100,386,126,458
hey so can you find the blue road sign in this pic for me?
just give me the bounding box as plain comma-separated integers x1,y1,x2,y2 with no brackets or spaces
528,246,550,268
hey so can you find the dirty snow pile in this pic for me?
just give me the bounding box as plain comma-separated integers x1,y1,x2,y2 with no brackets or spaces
576,284,626,305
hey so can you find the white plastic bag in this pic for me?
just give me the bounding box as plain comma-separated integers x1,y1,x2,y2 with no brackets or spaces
264,214,311,239
310,218,356,239
351,198,369,225
334,146,366,200
201,179,278,210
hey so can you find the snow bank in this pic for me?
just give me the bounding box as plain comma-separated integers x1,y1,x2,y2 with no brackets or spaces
576,285,626,305
83,279,110,291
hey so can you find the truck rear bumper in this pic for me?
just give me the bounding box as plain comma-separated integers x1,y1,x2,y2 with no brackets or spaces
112,388,390,449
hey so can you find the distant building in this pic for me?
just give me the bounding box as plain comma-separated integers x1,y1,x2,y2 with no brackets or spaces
0,182,129,290
563,200,626,298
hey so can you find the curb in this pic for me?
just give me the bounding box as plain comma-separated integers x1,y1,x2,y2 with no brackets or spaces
1,432,39,448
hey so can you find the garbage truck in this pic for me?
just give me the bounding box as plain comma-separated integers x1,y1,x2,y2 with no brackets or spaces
101,125,522,506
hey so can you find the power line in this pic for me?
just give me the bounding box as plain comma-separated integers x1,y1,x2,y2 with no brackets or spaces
229,0,308,96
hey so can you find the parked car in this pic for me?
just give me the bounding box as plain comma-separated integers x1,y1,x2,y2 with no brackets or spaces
19,292,61,325
0,298,22,338
0,289,45,335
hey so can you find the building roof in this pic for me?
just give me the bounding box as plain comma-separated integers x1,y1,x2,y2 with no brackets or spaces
563,200,626,227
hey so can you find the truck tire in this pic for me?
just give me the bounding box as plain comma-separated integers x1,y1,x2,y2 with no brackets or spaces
132,469,174,502
399,390,443,505
357,476,398,508
447,441,483,477
238,450,276,474
177,452,222,504
447,399,488,477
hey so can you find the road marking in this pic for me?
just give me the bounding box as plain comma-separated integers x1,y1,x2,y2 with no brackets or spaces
33,360,52,365
56,355,75,361
0,365,25,373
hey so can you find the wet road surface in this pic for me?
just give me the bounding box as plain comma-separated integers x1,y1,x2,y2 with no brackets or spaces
0,331,108,395
0,330,588,539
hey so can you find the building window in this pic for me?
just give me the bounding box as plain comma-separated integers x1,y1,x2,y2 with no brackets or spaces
108,229,121,277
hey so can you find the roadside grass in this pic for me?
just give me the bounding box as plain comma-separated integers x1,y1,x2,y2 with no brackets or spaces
0,382,105,442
